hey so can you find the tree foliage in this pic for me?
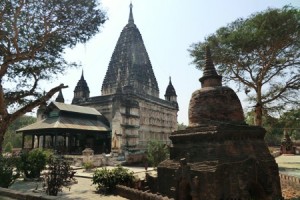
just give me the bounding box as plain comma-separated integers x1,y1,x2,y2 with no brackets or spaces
0,0,107,150
177,122,187,130
3,115,36,150
189,6,300,126
245,107,300,145
279,108,300,140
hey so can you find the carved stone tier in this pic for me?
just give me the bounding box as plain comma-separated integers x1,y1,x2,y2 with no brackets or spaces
158,124,282,199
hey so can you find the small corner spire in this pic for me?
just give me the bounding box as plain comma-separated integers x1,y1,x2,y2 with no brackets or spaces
128,2,134,24
56,90,65,103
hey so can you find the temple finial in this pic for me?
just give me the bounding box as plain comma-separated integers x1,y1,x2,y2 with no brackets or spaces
199,46,222,87
128,2,134,24
202,46,219,77
81,69,84,80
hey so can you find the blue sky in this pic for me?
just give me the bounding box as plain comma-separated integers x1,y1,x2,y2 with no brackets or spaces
51,0,300,125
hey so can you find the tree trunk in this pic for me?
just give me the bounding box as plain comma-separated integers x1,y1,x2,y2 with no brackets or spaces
254,103,263,126
0,121,10,153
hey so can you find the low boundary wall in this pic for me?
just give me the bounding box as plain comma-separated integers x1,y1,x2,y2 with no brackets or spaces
116,185,173,200
279,173,300,185
0,187,57,200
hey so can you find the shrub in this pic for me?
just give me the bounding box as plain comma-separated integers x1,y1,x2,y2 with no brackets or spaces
147,140,169,168
4,142,13,153
44,155,76,196
0,155,20,188
18,149,47,179
92,165,135,194
43,149,54,162
83,161,94,171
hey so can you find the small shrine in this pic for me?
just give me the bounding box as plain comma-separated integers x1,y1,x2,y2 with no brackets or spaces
157,47,283,200
280,131,295,154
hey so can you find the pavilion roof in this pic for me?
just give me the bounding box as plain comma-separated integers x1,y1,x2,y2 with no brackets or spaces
17,115,110,133
50,102,101,116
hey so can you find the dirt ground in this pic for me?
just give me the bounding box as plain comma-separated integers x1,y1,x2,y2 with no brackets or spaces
281,179,300,200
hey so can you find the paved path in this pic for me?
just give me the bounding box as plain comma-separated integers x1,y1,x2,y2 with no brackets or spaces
9,166,154,200
8,156,300,200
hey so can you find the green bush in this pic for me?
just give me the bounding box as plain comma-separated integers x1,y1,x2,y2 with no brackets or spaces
18,149,47,179
44,155,76,196
0,155,20,188
43,149,54,163
147,140,169,168
4,142,13,153
83,161,94,171
92,165,135,194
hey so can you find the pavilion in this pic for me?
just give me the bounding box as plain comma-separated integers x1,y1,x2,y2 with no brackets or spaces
17,99,111,155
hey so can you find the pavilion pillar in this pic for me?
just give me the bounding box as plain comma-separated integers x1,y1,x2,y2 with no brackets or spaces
54,133,57,148
51,135,54,147
64,135,67,148
22,134,25,149
31,135,35,149
43,134,46,148
37,135,40,148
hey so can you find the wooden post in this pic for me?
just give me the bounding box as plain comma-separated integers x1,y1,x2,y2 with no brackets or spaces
43,134,46,148
22,133,25,149
31,134,35,149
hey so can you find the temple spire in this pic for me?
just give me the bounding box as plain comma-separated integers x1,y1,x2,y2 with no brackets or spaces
203,46,219,77
199,46,222,87
81,69,84,80
128,2,134,24
55,90,65,103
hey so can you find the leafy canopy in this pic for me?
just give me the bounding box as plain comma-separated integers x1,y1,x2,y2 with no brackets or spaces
189,6,300,125
0,0,106,148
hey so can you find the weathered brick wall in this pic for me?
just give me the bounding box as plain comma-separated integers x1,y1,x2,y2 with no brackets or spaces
116,185,174,200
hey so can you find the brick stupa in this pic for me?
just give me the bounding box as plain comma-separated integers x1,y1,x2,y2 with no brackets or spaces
157,47,283,200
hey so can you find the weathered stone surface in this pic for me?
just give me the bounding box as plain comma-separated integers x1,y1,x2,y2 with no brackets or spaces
189,86,244,126
157,46,282,200
72,4,178,157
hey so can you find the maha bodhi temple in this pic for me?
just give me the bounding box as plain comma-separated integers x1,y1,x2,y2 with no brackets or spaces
18,3,179,157
18,4,283,199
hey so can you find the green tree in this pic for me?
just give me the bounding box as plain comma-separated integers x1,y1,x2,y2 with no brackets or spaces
3,115,36,150
147,140,169,168
177,122,187,130
189,6,300,126
279,108,300,140
0,0,107,151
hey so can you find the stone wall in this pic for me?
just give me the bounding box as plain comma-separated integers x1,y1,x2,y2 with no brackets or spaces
116,185,174,200
279,173,300,185
0,187,57,200
78,92,178,157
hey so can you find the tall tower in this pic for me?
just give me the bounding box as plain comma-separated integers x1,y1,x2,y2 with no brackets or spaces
101,3,159,97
